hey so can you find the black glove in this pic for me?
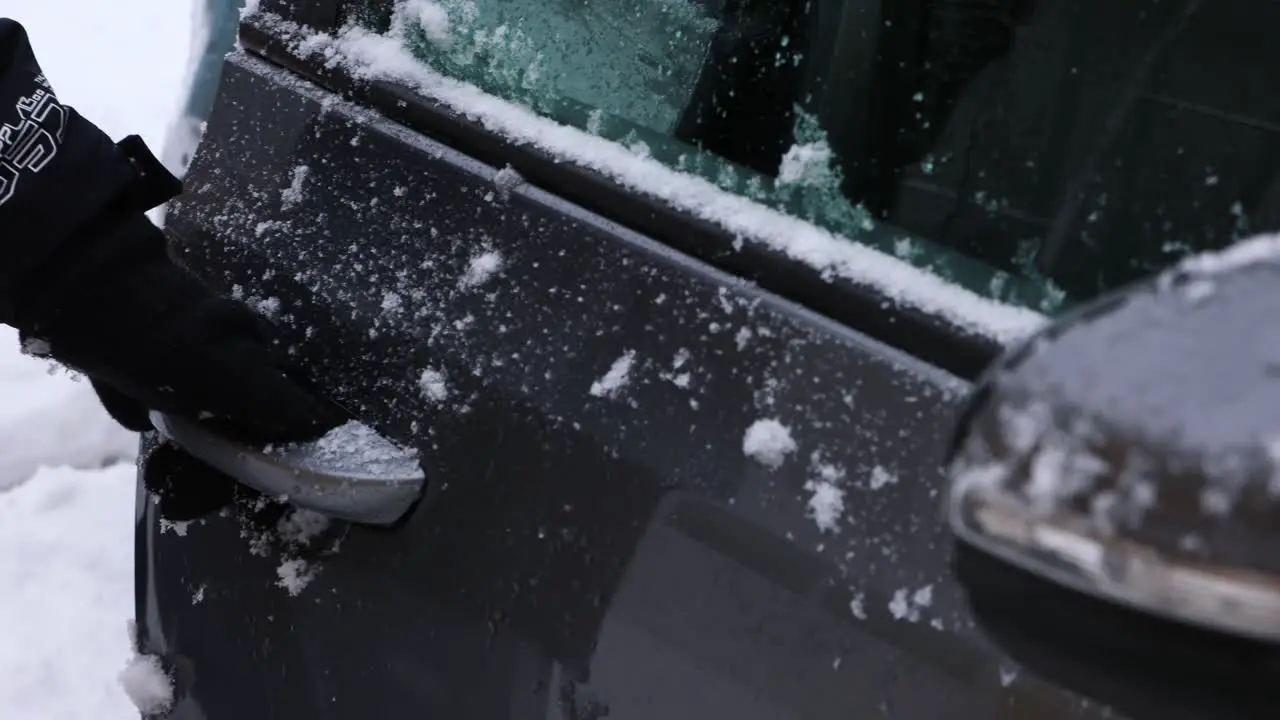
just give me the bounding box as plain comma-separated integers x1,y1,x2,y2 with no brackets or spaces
10,208,347,445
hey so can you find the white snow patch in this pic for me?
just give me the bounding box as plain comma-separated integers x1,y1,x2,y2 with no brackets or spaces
868,465,898,490
419,367,450,403
402,0,454,45
0,326,138,491
586,108,605,135
459,249,504,289
660,350,694,389
804,479,845,534
159,519,192,537
1180,278,1215,303
1175,232,1280,277
0,464,140,716
276,557,319,597
266,19,1045,343
888,585,934,623
265,420,421,478
19,2,190,156
743,419,797,470
812,455,846,483
241,522,274,558
805,453,846,533
277,508,331,547
777,140,834,186
493,164,523,199
589,350,637,399
381,290,403,314
118,654,174,716
849,594,868,620
248,295,282,318
888,589,913,620
281,164,310,209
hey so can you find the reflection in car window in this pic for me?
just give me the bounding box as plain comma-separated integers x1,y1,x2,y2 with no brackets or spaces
350,0,1277,316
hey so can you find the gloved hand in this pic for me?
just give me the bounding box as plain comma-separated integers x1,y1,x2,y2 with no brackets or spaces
10,208,347,445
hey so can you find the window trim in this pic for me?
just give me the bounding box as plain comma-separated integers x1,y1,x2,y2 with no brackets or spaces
258,0,345,31
236,13,1004,380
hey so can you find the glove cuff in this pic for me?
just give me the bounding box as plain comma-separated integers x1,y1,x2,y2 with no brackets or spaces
113,135,184,215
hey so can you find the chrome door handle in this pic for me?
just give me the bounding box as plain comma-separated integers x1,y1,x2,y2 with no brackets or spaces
149,412,425,526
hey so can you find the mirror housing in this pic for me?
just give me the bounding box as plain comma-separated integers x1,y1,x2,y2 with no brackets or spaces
946,234,1280,643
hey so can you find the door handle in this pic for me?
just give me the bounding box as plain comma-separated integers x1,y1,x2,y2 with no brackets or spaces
149,412,425,526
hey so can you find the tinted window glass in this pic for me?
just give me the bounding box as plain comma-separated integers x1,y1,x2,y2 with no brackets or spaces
349,0,1280,315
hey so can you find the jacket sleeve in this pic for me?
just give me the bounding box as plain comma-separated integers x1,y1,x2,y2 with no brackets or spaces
0,18,151,312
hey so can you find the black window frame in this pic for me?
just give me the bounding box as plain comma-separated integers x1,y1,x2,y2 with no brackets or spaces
257,0,346,31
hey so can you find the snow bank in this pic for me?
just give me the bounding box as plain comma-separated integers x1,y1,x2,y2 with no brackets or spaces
0,327,137,491
0,463,139,717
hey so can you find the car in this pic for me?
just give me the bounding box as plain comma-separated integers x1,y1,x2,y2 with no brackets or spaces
134,0,1279,717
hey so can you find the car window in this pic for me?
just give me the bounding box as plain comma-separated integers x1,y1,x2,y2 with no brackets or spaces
345,0,1279,316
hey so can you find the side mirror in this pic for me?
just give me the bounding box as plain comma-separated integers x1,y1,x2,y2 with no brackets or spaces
944,235,1280,716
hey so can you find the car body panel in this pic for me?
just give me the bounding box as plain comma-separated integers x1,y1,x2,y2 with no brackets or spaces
138,45,1109,720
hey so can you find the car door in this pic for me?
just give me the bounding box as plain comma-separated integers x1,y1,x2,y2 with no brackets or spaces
137,0,1280,718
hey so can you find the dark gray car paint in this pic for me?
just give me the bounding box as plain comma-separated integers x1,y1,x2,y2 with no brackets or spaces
137,49,1112,718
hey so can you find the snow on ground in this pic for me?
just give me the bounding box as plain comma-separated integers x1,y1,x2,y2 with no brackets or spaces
1,2,196,717
16,3,192,145
0,327,137,491
0,464,137,718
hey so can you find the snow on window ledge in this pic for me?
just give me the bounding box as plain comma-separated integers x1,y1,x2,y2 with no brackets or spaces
244,9,1048,345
